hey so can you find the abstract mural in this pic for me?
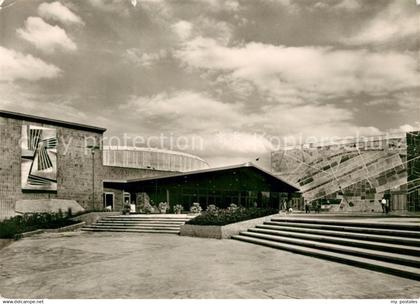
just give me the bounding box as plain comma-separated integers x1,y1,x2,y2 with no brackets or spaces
21,125,57,191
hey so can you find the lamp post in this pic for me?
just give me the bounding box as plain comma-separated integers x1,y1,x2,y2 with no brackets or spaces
87,145,100,210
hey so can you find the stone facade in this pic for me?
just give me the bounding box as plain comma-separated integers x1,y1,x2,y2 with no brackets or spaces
0,116,104,218
0,112,179,218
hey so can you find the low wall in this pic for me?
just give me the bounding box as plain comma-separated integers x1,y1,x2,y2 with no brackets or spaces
15,199,85,214
16,221,86,239
180,215,274,239
44,221,86,233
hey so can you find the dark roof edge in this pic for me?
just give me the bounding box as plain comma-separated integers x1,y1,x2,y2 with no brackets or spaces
0,110,107,133
123,162,300,192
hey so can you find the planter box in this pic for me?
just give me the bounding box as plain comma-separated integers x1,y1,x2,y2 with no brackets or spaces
180,215,274,239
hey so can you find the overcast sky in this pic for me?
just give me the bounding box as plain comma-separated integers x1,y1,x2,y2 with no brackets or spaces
0,0,419,167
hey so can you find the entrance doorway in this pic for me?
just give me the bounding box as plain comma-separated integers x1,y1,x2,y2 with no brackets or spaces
103,192,114,210
123,192,131,204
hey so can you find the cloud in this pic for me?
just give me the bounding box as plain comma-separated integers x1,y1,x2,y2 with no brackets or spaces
172,17,233,45
118,90,383,167
334,0,361,10
388,122,420,134
175,37,420,101
121,90,245,132
194,17,233,45
314,0,361,11
87,0,172,17
343,1,417,45
0,46,61,81
38,2,84,25
366,90,420,111
171,20,193,41
17,17,77,53
124,48,168,66
200,0,240,12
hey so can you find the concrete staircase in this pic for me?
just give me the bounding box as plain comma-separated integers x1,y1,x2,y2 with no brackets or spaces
82,214,195,234
232,217,420,280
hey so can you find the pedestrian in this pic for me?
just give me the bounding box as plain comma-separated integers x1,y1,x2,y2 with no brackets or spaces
381,197,387,213
305,202,310,213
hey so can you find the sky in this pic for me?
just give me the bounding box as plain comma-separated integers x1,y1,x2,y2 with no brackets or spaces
0,0,419,168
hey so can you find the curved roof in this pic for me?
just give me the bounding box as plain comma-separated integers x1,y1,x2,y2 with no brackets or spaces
103,146,209,165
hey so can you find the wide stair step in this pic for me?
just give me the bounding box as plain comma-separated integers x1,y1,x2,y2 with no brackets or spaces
232,235,420,281
232,217,420,281
82,214,194,234
82,227,180,234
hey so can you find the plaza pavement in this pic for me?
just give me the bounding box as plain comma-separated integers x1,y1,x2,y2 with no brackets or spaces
0,231,419,299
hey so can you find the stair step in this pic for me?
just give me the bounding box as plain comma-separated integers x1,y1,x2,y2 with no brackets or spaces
82,227,179,234
257,224,420,247
264,221,420,238
107,216,194,219
271,217,420,231
102,218,189,223
101,219,187,223
249,228,420,256
84,225,180,231
96,222,183,227
239,231,420,267
232,235,420,281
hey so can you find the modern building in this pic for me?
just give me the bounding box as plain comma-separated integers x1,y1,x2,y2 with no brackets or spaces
104,163,301,212
0,110,207,219
0,109,300,219
103,146,209,172
271,132,420,213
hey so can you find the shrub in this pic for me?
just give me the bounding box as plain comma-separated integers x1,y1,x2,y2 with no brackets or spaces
140,203,154,214
0,212,80,239
173,204,184,214
227,203,239,212
190,202,202,214
57,208,63,220
206,204,218,213
187,207,278,226
158,202,169,213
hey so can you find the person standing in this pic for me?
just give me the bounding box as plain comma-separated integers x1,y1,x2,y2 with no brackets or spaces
381,197,387,214
305,202,310,213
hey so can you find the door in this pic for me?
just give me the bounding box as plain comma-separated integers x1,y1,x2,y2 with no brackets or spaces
104,192,114,210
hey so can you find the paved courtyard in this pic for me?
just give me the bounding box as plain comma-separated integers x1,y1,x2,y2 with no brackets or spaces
0,231,419,299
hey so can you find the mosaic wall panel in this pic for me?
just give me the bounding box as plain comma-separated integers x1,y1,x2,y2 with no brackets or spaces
407,131,420,211
271,135,409,209
21,125,57,191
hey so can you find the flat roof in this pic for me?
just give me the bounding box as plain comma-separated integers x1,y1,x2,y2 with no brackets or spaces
105,162,300,192
0,109,107,133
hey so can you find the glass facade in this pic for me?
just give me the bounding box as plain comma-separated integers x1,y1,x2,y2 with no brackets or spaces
272,133,419,212
407,131,420,212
